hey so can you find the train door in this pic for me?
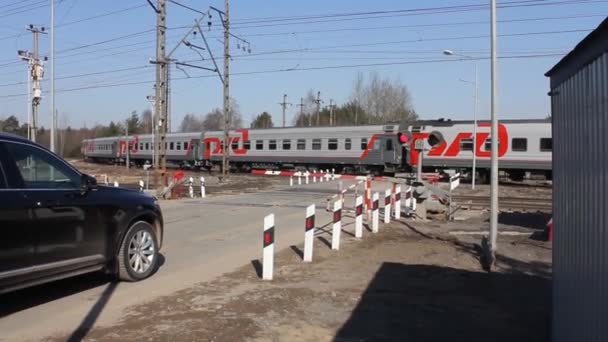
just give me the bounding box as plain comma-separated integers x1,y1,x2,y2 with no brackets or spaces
112,142,118,159
189,138,201,164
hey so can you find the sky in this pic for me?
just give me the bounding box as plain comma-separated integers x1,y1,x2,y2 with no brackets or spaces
0,0,606,130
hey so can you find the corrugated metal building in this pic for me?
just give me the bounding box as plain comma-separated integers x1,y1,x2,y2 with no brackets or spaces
545,17,608,342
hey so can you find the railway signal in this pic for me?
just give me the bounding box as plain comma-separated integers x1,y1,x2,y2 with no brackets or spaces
397,131,412,147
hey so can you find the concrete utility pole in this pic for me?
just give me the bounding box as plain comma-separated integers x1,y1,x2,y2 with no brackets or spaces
297,97,307,126
50,0,56,153
279,94,292,127
315,91,321,126
489,0,499,265
222,0,230,178
329,99,336,126
146,94,156,166
18,25,47,144
148,0,168,188
125,119,130,170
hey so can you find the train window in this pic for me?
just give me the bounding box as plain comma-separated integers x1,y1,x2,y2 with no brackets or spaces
484,139,501,151
170,142,174,150
184,142,189,150
373,140,381,150
269,140,277,150
460,138,473,151
283,139,291,150
345,138,351,150
540,138,552,152
231,140,239,150
512,138,527,152
297,139,306,150
256,140,263,150
385,139,394,151
361,138,367,150
312,139,321,150
177,142,182,151
139,143,143,150
146,142,149,150
328,138,338,150
244,140,251,150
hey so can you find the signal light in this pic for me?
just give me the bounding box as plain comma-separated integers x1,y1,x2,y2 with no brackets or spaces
397,132,412,146
427,131,445,147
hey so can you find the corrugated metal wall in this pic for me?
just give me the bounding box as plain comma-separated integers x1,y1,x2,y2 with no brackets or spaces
552,52,608,342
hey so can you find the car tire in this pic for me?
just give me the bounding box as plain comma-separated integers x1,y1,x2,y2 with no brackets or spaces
117,221,159,282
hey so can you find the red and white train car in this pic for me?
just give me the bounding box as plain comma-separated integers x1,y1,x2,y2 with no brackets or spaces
407,118,552,181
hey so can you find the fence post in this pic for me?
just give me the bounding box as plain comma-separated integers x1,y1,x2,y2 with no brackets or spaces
304,204,315,262
355,195,363,238
200,176,206,198
263,214,275,280
384,188,392,224
394,185,402,219
372,192,379,233
331,200,342,250
188,177,194,198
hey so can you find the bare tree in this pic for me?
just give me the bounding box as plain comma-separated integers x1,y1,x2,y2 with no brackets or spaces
351,71,417,124
203,109,223,130
179,113,206,132
140,109,153,134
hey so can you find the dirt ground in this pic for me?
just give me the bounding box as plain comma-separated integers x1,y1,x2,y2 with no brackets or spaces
68,160,289,195
49,212,552,342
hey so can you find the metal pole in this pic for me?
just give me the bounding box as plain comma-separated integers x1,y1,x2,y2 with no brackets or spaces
125,121,130,170
282,94,287,127
153,0,168,188
50,0,55,153
472,63,478,190
315,91,321,126
489,0,499,261
222,0,230,178
329,99,334,126
27,62,31,140
416,150,423,182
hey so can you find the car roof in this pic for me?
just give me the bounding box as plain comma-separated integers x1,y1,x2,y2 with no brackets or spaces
0,132,34,144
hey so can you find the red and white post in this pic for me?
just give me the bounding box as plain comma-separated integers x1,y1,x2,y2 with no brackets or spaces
384,188,392,224
298,172,302,185
200,176,206,198
394,185,402,219
304,204,315,262
372,192,379,233
405,186,416,212
263,214,275,280
355,195,363,238
331,200,342,250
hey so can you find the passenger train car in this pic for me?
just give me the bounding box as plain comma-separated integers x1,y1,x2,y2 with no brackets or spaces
82,118,552,179
407,118,552,180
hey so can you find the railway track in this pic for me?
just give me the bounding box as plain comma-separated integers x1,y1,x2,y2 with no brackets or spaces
452,195,552,212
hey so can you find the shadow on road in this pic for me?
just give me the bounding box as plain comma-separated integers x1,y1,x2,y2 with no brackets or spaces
290,245,304,259
0,254,165,319
497,212,551,230
66,281,118,342
251,259,263,279
334,263,550,342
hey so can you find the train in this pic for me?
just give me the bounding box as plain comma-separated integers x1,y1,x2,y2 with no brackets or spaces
81,118,552,180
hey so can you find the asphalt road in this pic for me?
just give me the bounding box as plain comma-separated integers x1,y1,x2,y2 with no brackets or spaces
0,177,389,342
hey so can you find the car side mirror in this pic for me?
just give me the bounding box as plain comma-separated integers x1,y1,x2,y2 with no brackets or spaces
80,174,97,194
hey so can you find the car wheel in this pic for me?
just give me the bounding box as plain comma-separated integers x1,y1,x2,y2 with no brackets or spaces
117,221,159,282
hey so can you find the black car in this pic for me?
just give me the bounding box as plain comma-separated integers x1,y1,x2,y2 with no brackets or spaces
0,133,163,294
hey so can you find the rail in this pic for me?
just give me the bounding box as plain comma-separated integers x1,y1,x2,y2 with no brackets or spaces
452,195,552,212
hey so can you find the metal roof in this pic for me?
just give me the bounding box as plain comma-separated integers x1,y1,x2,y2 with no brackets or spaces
545,16,608,88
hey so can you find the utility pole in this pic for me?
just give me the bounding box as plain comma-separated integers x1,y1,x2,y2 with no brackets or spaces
329,99,335,126
297,97,307,126
125,119,130,170
50,0,55,153
488,0,499,265
278,94,292,127
18,25,47,144
148,0,168,188
146,94,156,167
315,91,321,126
166,64,171,133
222,0,230,179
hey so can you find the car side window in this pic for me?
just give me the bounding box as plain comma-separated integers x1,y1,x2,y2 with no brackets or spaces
3,142,80,189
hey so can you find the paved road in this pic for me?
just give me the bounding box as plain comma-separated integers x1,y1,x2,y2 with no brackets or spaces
0,177,393,341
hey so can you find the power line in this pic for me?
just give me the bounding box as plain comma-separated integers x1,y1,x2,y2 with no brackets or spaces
228,0,605,29
55,4,146,29
231,28,592,58
167,0,206,15
0,53,565,100
240,13,606,37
